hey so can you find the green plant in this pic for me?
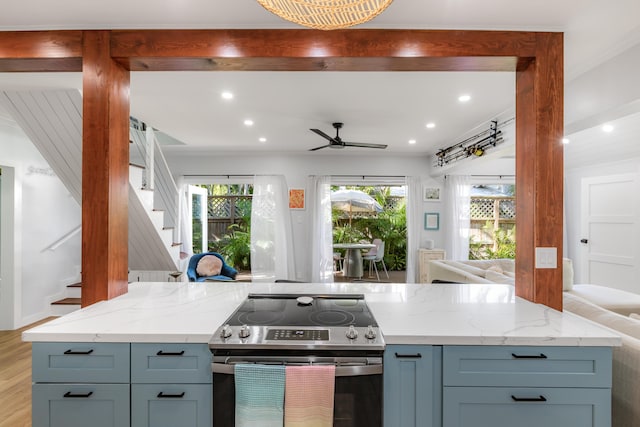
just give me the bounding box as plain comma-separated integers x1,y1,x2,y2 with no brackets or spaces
469,221,516,260
209,222,252,270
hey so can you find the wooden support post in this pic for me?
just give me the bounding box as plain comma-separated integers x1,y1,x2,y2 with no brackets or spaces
81,31,130,307
515,33,564,311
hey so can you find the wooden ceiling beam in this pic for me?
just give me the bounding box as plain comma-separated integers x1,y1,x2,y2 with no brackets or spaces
110,29,535,71
0,31,82,72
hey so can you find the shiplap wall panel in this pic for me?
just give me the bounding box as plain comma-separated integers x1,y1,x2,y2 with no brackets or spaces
0,90,82,202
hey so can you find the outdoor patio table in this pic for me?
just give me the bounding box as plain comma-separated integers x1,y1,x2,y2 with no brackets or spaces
333,243,376,278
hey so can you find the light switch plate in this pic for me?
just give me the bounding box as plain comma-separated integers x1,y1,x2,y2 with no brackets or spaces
535,247,557,269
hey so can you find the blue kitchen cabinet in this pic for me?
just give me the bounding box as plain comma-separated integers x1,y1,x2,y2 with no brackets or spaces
443,386,610,427
31,342,131,427
130,343,212,427
442,346,613,427
33,383,130,427
131,384,212,427
384,345,442,427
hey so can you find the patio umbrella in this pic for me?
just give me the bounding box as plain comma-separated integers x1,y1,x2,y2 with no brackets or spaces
331,189,383,225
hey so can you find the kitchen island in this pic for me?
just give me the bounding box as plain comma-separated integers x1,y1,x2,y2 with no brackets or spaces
24,282,621,427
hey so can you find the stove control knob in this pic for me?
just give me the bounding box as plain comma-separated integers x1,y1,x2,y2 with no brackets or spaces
346,325,358,340
364,325,376,340
220,324,232,339
238,324,251,339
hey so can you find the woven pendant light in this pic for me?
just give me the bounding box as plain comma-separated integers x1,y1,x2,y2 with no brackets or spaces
256,0,394,30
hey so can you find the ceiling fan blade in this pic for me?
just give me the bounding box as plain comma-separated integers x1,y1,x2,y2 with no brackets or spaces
309,144,333,151
310,128,337,143
343,142,388,149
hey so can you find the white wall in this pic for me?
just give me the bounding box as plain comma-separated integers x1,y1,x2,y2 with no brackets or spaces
0,114,81,329
565,43,640,135
564,157,640,285
166,151,443,281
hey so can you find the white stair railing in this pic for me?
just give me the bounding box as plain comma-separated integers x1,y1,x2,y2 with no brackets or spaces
129,123,180,243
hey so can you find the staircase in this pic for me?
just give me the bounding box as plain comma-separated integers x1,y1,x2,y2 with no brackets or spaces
0,89,182,309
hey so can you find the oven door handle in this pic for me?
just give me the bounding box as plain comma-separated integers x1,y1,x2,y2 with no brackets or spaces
212,362,382,377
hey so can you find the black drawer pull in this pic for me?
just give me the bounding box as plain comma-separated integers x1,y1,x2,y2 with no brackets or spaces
64,391,94,398
511,353,547,359
64,349,94,355
511,395,547,402
157,392,185,398
156,350,185,356
394,353,422,359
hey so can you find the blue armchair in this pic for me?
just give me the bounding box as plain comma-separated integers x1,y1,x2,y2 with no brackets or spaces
186,252,238,282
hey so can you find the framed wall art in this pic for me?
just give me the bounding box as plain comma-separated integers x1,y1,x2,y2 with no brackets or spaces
289,189,305,209
424,212,440,230
423,186,441,202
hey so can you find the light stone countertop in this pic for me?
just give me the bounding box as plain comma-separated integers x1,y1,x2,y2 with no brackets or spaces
22,282,622,347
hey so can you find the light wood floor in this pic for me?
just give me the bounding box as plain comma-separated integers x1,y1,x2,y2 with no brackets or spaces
0,318,55,427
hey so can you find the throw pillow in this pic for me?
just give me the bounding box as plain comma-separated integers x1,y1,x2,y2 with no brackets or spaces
196,255,223,277
562,258,574,291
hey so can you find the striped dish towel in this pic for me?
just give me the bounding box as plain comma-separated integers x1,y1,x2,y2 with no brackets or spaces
235,364,286,427
284,365,335,427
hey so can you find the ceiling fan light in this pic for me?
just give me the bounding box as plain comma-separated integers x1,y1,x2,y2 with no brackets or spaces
256,0,394,30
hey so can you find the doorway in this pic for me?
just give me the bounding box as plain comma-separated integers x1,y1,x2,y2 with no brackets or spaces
580,173,640,292
0,166,16,330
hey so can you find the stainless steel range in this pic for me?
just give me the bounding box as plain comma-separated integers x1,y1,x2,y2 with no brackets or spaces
209,293,384,427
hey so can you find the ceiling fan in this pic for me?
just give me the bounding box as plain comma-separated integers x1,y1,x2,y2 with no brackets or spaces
309,122,388,151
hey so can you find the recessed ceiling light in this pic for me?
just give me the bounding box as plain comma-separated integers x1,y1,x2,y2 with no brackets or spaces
426,122,436,129
408,139,417,145
602,124,614,132
259,137,267,143
221,91,234,100
244,119,254,127
562,138,570,144
458,94,471,103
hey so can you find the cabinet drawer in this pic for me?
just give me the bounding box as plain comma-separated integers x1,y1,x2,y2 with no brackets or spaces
32,342,130,383
131,384,212,427
32,383,130,427
131,343,212,383
443,346,611,388
443,386,610,427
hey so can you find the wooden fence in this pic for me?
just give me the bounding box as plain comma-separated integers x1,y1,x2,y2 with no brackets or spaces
470,196,516,251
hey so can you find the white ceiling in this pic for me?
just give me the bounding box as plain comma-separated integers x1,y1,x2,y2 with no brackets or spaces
1,0,639,157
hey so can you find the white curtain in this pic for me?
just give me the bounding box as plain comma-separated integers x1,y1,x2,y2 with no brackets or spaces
444,175,471,260
176,178,193,273
250,175,295,282
309,175,333,283
405,176,422,283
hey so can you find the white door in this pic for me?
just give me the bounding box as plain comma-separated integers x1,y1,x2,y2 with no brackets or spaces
188,185,208,254
580,174,639,292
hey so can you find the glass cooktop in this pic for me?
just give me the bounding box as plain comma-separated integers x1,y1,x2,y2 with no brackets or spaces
223,293,378,328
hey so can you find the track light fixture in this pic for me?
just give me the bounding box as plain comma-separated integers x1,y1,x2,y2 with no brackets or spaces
435,119,510,168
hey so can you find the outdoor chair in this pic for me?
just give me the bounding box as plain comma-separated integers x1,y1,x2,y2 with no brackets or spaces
186,252,238,282
363,239,389,281
333,252,344,272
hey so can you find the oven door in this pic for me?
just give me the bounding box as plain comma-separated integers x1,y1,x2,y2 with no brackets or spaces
212,355,383,427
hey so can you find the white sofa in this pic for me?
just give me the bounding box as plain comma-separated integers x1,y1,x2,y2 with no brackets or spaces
564,293,640,427
428,258,640,316
428,259,516,285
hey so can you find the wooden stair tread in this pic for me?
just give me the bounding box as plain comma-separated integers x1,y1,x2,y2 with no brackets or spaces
52,297,81,305
67,282,82,288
